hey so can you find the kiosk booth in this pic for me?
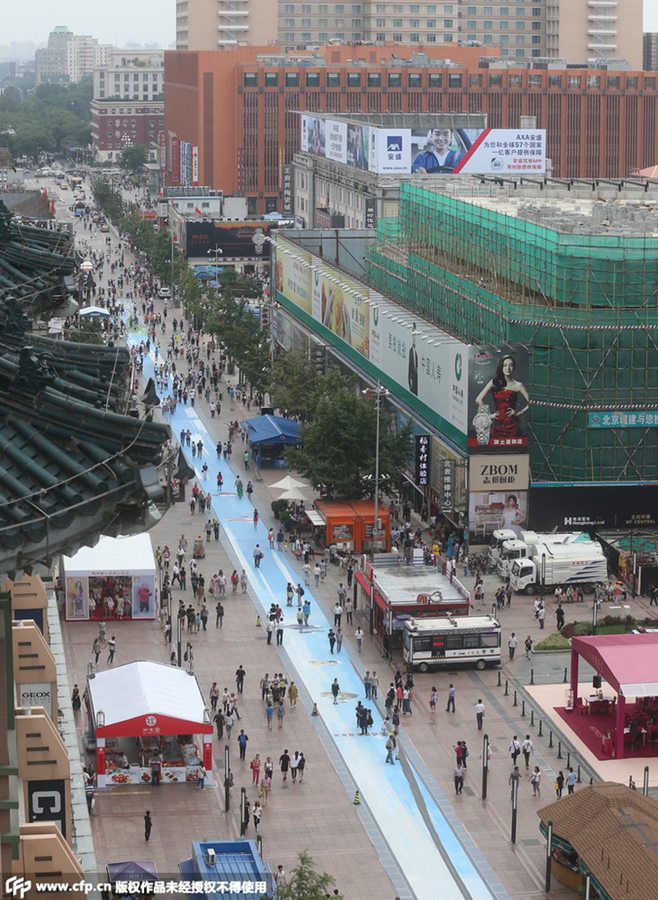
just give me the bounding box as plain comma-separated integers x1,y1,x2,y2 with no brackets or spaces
87,661,214,788
62,534,156,621
315,500,391,553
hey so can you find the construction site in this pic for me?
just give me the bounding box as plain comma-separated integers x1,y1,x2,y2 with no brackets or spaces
365,177,658,484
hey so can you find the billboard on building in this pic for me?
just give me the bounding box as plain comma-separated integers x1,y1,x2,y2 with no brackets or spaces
185,221,274,259
301,115,545,176
467,344,530,452
274,238,470,436
469,490,529,539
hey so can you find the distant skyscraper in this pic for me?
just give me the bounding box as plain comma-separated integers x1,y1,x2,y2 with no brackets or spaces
35,26,112,84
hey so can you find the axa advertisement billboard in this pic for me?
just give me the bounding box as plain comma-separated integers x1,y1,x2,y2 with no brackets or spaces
301,114,545,176
274,237,470,438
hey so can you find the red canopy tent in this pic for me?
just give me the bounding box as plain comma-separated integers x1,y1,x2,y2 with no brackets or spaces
570,634,658,759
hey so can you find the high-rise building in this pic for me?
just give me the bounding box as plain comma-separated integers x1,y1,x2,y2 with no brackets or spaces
175,0,642,67
644,33,658,71
164,44,658,214
176,0,278,49
35,26,113,84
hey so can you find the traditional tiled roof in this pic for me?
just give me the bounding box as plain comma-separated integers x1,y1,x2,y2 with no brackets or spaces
538,782,658,900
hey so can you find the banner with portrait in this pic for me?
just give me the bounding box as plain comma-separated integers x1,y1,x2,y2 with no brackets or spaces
468,490,529,540
467,344,530,452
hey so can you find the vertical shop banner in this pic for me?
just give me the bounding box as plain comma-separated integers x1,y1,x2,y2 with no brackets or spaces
132,575,156,619
170,137,180,185
467,344,530,452
274,247,313,314
191,146,199,184
365,198,377,229
415,435,430,487
66,577,89,620
325,119,348,163
158,131,166,171
282,165,293,216
441,459,454,513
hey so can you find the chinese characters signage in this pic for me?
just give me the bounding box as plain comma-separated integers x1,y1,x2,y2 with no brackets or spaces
415,435,430,486
441,460,454,513
588,411,658,429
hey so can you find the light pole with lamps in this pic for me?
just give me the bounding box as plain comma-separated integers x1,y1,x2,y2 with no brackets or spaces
207,246,223,281
362,383,390,555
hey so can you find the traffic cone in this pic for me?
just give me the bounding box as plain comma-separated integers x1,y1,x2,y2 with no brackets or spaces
256,615,262,627
311,702,319,716
353,790,361,806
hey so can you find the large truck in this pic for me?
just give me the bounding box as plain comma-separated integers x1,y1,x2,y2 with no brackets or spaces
509,541,608,594
496,532,595,579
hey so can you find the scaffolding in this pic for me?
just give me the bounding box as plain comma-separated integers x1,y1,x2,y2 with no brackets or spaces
365,180,658,483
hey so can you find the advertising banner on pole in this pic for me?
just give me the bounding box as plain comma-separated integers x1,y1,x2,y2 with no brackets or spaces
467,344,530,452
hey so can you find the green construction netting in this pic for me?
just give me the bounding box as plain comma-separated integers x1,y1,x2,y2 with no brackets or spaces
364,184,658,483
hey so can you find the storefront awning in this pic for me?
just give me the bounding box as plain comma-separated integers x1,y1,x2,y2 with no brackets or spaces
89,661,212,737
305,509,324,527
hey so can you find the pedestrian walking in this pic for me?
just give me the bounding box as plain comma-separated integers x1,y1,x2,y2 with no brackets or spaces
250,754,261,785
429,686,437,713
279,749,290,782
107,635,117,664
474,698,485,730
235,665,246,694
276,618,284,646
335,626,343,653
385,734,396,765
328,628,336,654
454,762,465,794
331,678,340,704
210,682,219,711
508,632,517,660
215,601,224,629
566,767,577,794
525,635,534,659
224,710,234,740
265,701,274,731
144,810,152,842
288,681,298,707
277,701,285,729
364,671,372,700
253,545,263,568
521,735,534,769
237,729,249,761
85,778,94,814
92,637,101,665
509,735,521,765
345,599,353,624
266,619,273,645
530,766,541,797
556,603,565,630
446,683,456,713
509,765,520,800
354,626,364,652
555,770,565,798
370,671,379,700
196,764,206,790
252,800,262,832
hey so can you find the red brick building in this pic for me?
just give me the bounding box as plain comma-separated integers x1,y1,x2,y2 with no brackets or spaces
91,99,164,163
164,45,658,214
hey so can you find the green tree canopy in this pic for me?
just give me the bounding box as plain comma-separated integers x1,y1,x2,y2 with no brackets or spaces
274,851,343,900
3,80,91,157
118,144,148,174
288,385,413,498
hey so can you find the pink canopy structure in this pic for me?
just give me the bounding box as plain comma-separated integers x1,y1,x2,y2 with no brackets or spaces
570,634,658,759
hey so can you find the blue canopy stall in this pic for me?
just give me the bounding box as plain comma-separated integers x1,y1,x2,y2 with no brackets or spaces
241,415,301,469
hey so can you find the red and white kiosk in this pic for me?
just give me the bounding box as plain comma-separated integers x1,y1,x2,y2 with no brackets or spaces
87,661,214,788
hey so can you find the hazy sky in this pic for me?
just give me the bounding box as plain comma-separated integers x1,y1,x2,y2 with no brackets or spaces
4,0,177,48
2,0,658,46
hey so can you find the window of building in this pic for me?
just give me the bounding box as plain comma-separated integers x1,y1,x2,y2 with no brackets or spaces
443,19,452,27
393,3,402,10
483,5,492,13
528,74,541,86
408,73,422,87
500,20,508,30
393,33,403,41
429,4,438,10
500,6,508,13
483,34,493,43
441,34,450,42
352,19,362,27
548,74,561,87
284,18,294,27
334,32,344,39
516,34,525,43
388,72,402,86
489,73,502,85
347,72,361,86
327,72,340,86
448,73,462,87
567,76,580,88
244,72,258,87
587,75,600,88
531,49,541,57
319,17,328,25
515,48,525,56
319,3,328,10
516,5,524,14
429,73,442,87
302,17,311,26
516,20,525,29
376,3,385,10
483,19,492,29
376,32,386,40
336,18,344,26
531,35,541,43
285,32,294,41
466,5,476,13
467,20,476,29
532,6,541,14
285,72,299,86
368,72,381,86
393,18,402,26
410,19,420,27
302,3,311,9
626,76,638,88
607,76,620,88
645,77,655,89
352,3,362,10
427,19,436,27
377,18,385,26
284,2,294,9
306,72,320,86
469,74,482,86
532,21,541,30
509,74,522,86
264,72,279,87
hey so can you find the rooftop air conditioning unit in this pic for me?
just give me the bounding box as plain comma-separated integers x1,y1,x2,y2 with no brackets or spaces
207,848,216,866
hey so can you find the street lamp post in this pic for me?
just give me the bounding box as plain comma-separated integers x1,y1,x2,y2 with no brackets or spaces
362,383,390,555
207,246,223,281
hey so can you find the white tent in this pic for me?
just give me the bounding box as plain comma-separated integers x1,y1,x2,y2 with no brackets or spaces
61,533,156,621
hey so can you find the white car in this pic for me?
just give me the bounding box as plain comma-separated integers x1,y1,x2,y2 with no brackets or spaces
158,287,171,299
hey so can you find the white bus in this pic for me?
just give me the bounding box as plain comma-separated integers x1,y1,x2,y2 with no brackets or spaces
402,615,501,672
